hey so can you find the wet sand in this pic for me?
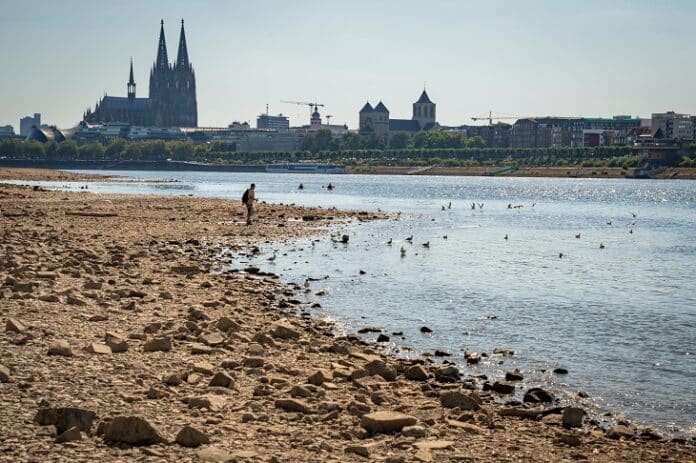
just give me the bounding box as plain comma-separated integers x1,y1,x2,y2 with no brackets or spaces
0,169,694,462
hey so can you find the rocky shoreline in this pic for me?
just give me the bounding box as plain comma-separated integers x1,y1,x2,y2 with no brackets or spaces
0,171,694,462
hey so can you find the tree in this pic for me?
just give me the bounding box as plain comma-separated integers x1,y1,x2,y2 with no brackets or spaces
341,132,366,150
389,133,410,149
105,138,126,159
301,129,336,153
55,140,78,159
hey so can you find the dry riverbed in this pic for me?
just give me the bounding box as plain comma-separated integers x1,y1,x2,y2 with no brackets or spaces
0,169,694,462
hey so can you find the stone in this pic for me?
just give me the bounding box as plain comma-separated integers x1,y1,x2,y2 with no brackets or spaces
413,440,455,450
523,387,554,403
200,332,225,347
446,420,483,433
67,295,86,306
88,314,108,322
492,381,515,394
307,369,331,386
402,425,427,438
101,415,163,446
505,369,524,381
376,334,390,343
105,333,128,353
143,336,172,352
434,365,461,382
163,373,183,386
562,407,585,428
56,426,82,443
13,281,34,293
6,317,27,333
607,424,634,440
290,385,312,398
347,400,372,417
344,442,384,458
405,364,429,381
275,398,312,414
197,446,233,462
553,367,569,375
364,359,397,381
243,357,264,368
0,364,10,383
439,390,481,410
48,340,73,357
216,316,240,332
38,294,60,303
143,322,161,334
193,362,216,375
88,342,112,355
176,425,210,448
360,411,417,435
191,343,214,355
557,432,582,447
35,407,96,434
189,395,226,412
270,321,300,340
208,372,234,389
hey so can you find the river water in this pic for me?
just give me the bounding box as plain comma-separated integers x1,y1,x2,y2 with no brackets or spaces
6,170,695,436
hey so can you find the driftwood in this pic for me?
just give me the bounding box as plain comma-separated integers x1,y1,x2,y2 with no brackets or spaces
65,211,118,217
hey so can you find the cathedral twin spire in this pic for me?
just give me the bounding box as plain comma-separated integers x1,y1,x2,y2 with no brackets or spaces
153,19,189,71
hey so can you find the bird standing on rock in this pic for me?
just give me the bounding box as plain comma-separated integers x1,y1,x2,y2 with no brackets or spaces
422,241,430,248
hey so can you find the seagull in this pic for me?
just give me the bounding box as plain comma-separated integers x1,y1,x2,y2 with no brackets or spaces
607,220,612,225
442,235,448,240
575,233,581,239
599,243,605,249
559,253,564,258
504,234,508,240
477,203,484,209
386,238,393,245
267,251,277,261
631,212,638,218
400,246,406,257
405,235,413,242
422,241,430,248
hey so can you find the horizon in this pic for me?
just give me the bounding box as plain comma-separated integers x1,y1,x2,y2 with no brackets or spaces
1,0,696,130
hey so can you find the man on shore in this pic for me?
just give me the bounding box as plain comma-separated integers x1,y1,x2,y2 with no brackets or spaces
242,183,255,225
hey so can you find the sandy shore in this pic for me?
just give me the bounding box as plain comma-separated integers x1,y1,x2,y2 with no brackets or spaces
1,170,694,462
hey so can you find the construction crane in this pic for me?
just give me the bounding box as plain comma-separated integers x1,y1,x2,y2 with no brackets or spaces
281,100,325,113
471,111,532,126
325,115,333,125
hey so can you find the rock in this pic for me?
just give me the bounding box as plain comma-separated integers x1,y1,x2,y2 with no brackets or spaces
523,387,554,403
493,348,515,356
404,364,429,381
35,407,96,433
12,281,34,293
341,234,349,243
607,424,634,440
200,332,225,347
290,385,312,398
446,419,484,433
105,333,128,353
0,364,10,383
270,321,300,340
88,314,108,322
492,381,516,394
434,365,461,383
307,369,331,386
5,317,27,333
376,334,390,342
191,343,214,355
48,340,73,357
189,395,226,412
243,357,264,368
439,391,481,410
143,336,172,352
216,316,239,332
505,369,524,381
143,322,161,334
553,367,568,375
347,400,372,417
275,398,312,414
67,295,86,306
557,432,582,447
364,359,397,381
193,362,216,375
197,446,233,462
344,443,383,458
562,407,585,428
360,411,417,435
208,372,234,389
38,294,60,303
101,416,163,446
87,342,112,355
175,425,210,448
163,373,183,386
402,425,427,438
419,326,433,334
56,426,82,443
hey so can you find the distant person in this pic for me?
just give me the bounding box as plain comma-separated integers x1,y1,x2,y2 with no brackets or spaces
242,183,255,225
327,183,334,191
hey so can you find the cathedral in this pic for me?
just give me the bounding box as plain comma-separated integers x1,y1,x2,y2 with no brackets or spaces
359,90,437,139
84,20,197,127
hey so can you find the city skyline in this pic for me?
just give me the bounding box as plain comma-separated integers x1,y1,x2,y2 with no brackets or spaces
1,0,696,130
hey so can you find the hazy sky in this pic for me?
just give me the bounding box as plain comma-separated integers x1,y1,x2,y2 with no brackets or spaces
1,0,695,129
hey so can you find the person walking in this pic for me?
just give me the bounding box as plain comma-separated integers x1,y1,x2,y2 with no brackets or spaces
242,183,255,225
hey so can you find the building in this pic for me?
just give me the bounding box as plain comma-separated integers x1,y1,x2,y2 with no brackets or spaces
19,113,41,137
84,20,197,127
257,113,289,131
651,112,694,140
511,117,584,148
25,126,65,143
0,125,15,138
183,125,302,152
359,90,437,139
449,123,511,148
582,116,645,147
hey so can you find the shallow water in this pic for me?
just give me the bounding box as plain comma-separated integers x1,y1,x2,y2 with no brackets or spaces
7,170,696,436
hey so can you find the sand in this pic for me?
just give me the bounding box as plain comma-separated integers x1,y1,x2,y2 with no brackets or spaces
0,168,693,462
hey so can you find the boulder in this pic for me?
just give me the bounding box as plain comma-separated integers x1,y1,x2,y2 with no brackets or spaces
360,411,417,435
404,365,429,381
523,387,554,403
492,381,515,394
562,407,585,428
308,369,331,386
208,372,234,389
143,336,172,352
6,317,27,333
188,395,226,412
216,317,240,332
35,407,96,434
105,333,128,353
87,343,112,355
275,398,312,414
402,425,427,438
48,340,73,357
270,321,300,340
56,426,82,443
434,365,461,383
176,425,210,448
439,390,481,410
505,369,524,381
364,359,397,382
101,416,163,446
243,357,264,368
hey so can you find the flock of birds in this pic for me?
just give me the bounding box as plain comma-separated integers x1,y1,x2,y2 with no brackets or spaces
382,202,640,260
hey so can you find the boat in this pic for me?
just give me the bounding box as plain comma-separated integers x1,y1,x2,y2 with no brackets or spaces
265,163,347,174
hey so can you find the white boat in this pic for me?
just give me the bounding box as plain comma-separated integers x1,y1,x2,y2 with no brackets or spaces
265,163,347,174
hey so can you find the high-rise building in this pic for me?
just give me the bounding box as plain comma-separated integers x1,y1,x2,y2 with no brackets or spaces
19,113,41,137
257,114,290,130
84,20,197,127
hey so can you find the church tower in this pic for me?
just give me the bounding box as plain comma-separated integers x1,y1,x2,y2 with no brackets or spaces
412,89,436,129
172,19,197,127
149,20,172,126
127,58,136,100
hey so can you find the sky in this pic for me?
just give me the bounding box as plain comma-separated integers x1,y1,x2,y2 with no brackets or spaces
1,0,695,130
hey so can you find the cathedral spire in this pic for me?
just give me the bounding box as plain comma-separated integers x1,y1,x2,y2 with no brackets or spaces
127,58,136,100
155,19,169,69
176,19,189,68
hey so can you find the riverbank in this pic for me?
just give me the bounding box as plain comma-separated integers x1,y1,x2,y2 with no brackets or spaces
0,175,694,461
348,165,696,179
